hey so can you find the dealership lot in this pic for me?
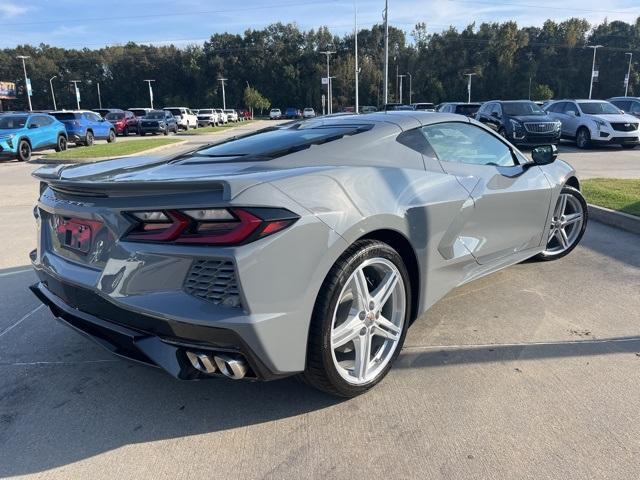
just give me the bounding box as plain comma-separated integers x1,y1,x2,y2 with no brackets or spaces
0,132,638,478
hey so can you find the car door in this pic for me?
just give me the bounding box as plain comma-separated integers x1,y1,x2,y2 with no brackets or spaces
421,121,553,265
560,102,580,137
485,103,502,131
38,115,58,147
88,112,109,138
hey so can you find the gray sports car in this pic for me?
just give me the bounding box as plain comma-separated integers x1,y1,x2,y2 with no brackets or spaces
30,112,587,397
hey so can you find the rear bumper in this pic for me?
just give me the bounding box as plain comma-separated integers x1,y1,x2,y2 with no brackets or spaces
30,275,286,381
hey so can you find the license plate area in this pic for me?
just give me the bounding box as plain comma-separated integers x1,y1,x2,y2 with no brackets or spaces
54,216,102,254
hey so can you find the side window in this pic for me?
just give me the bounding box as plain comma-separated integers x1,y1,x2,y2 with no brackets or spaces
631,102,640,114
490,103,501,117
39,116,53,126
421,122,516,167
28,116,43,128
563,102,578,115
612,100,631,111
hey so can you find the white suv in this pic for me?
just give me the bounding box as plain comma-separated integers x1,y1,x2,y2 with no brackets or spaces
163,107,198,130
269,108,282,120
196,109,219,127
215,108,228,124
544,99,639,149
303,108,316,118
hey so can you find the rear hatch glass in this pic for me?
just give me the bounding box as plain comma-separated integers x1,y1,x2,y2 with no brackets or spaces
51,112,79,121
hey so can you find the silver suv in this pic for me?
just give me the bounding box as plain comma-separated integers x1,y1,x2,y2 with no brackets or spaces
608,97,640,120
544,99,639,149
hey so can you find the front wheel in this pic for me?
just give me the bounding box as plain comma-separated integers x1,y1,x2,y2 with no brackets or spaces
84,131,94,147
534,185,587,261
107,130,116,143
17,140,31,162
576,127,591,149
302,240,411,397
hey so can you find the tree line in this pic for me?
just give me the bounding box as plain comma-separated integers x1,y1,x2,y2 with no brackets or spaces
1,17,639,112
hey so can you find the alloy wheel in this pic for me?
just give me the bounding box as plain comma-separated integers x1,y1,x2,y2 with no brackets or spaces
543,193,584,255
330,257,406,385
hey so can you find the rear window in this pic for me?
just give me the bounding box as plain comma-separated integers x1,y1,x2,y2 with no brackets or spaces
190,124,373,161
105,112,125,120
165,109,182,116
129,110,147,117
50,112,79,121
0,115,28,129
413,103,435,110
146,111,165,119
199,109,213,114
454,104,481,115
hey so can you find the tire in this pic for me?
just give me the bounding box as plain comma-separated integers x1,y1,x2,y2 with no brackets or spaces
163,128,168,136
107,130,116,143
123,126,129,137
302,240,411,397
140,131,146,136
85,131,94,147
17,139,31,162
534,185,588,261
576,127,591,149
55,135,67,152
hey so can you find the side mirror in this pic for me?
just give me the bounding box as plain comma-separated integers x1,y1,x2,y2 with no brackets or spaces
566,110,576,116
531,145,558,166
619,109,625,114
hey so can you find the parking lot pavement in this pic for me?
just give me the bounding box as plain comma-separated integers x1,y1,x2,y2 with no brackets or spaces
1,149,639,478
533,142,640,179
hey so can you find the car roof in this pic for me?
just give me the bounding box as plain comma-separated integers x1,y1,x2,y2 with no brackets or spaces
304,111,469,130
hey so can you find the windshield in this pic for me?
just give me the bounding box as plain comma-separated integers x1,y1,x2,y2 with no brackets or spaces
165,109,182,116
146,112,165,119
129,110,147,117
192,124,372,160
578,102,621,115
50,112,78,121
199,109,213,114
105,112,125,120
0,115,28,129
503,102,545,116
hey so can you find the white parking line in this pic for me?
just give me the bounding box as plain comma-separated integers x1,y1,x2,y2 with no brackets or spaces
0,268,32,278
0,304,44,339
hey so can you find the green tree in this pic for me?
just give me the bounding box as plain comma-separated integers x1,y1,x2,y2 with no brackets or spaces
243,86,271,115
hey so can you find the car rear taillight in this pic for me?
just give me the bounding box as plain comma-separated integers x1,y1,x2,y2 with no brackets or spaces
123,208,299,246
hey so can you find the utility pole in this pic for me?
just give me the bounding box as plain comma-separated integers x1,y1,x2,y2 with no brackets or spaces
464,73,477,103
218,77,227,109
397,74,406,104
97,82,102,109
16,55,32,111
396,63,399,102
588,45,603,99
70,80,82,110
320,50,335,114
625,52,633,96
49,75,57,110
354,0,359,113
143,79,155,109
528,76,532,100
407,73,412,104
383,0,389,105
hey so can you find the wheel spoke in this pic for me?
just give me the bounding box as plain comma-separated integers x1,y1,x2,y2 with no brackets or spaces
353,331,372,381
557,228,569,249
332,315,363,349
548,226,557,242
372,315,401,342
563,212,582,226
352,268,370,310
555,194,567,218
371,270,399,311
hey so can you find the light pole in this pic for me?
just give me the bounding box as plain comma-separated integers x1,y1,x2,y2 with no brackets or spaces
383,0,389,105
320,50,335,114
97,82,102,109
218,77,227,110
464,73,477,103
49,75,57,110
70,80,82,110
397,74,406,104
588,45,603,99
407,73,412,104
16,55,32,111
143,79,155,109
625,52,633,96
354,0,359,113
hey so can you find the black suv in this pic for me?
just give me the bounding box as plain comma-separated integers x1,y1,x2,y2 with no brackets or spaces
475,100,561,147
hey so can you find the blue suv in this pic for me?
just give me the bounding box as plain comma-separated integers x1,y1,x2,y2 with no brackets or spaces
50,110,117,146
0,113,68,162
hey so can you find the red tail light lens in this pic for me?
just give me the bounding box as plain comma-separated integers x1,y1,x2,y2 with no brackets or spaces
123,208,299,246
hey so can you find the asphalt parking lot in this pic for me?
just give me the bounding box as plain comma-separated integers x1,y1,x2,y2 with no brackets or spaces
1,129,639,479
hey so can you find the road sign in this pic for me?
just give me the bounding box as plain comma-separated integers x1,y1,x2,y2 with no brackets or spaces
26,78,32,97
624,74,629,87
592,70,599,82
321,77,329,85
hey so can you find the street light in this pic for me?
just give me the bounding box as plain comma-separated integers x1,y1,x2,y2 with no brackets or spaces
464,73,477,103
587,45,603,99
16,55,32,111
397,74,406,104
625,52,633,97
70,80,82,110
143,79,155,109
320,50,336,114
218,77,227,110
49,75,57,110
407,73,412,105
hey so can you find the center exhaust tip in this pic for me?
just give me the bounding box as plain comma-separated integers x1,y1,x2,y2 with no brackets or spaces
186,350,249,380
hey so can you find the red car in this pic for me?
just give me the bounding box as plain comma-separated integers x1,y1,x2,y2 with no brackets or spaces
238,109,253,121
105,110,140,136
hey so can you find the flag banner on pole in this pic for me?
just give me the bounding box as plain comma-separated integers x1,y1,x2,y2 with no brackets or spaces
26,78,32,97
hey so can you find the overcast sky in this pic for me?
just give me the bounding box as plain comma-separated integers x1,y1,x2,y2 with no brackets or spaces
0,0,638,49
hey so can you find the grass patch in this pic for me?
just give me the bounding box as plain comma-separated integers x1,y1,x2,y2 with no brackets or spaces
582,178,640,217
178,120,255,135
44,138,183,160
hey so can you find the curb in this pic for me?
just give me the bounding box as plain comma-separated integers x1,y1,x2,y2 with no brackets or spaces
588,204,640,235
31,139,188,165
